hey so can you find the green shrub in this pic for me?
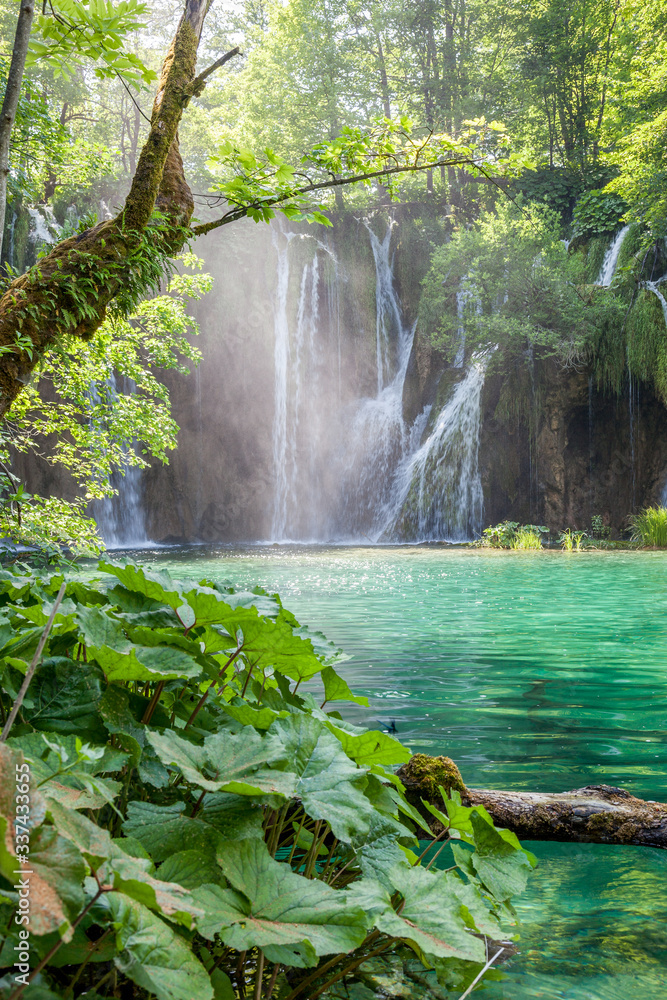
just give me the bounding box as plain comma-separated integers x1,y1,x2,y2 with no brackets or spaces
480,521,547,549
572,189,626,238
628,506,667,546
0,559,535,1000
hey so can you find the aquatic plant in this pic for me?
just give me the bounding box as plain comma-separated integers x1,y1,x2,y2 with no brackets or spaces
509,525,546,549
628,506,667,547
0,559,535,1000
559,528,588,551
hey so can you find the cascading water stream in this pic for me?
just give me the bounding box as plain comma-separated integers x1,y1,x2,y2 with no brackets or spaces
270,231,326,540
597,225,631,286
333,223,417,537
268,220,495,543
380,353,491,541
91,376,149,547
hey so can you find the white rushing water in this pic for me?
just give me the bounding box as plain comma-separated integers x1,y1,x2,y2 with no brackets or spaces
268,220,492,543
380,353,490,541
334,223,417,537
270,231,328,540
597,225,631,286
91,376,150,548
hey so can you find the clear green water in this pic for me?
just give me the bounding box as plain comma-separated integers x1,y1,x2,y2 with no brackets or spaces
134,545,667,997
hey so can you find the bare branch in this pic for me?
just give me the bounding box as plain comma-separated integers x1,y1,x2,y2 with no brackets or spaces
192,46,241,94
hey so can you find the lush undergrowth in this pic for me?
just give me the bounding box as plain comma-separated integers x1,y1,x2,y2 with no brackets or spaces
628,506,667,547
0,560,534,1000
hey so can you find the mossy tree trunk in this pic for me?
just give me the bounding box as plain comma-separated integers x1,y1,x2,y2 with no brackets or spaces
398,754,667,849
0,0,212,420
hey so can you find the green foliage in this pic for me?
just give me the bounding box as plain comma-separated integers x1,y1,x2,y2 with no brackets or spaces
479,522,547,549
572,189,626,238
0,559,535,999
419,202,623,372
0,255,210,554
28,0,157,86
559,529,587,552
204,117,522,228
628,507,667,547
590,514,611,541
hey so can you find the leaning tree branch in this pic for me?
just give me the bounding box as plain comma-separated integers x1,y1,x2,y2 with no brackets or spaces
397,755,667,849
191,155,486,235
191,45,241,93
0,0,217,420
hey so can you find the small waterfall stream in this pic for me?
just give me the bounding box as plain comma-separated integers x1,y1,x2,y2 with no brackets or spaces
333,223,417,538
597,225,631,286
91,376,150,548
380,354,490,541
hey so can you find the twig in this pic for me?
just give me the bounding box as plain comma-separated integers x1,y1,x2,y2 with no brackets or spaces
193,47,241,89
456,948,504,1000
1,581,66,742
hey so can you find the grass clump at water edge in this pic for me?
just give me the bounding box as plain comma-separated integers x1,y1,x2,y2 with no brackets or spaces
628,506,667,546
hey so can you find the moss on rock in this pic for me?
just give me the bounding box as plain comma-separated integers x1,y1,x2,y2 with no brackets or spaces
398,753,468,799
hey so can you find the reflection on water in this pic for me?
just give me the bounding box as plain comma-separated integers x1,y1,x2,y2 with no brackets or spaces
125,545,667,997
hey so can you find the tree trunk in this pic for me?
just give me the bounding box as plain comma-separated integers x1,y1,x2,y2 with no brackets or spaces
0,0,36,261
0,0,212,420
397,755,667,849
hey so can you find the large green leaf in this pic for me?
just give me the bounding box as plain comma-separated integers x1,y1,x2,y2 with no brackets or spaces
321,665,369,707
109,893,213,1000
270,713,375,842
147,727,295,798
232,613,331,683
349,866,485,963
158,851,225,890
123,801,224,863
90,642,203,683
99,562,186,610
108,855,204,927
27,657,106,741
321,716,411,766
193,840,367,967
468,812,536,901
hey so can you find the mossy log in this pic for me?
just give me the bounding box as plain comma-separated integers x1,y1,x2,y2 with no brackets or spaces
397,754,667,849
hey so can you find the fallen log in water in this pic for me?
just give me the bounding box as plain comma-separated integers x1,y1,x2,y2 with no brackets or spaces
396,754,667,849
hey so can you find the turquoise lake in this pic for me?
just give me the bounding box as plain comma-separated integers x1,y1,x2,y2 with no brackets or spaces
135,545,667,998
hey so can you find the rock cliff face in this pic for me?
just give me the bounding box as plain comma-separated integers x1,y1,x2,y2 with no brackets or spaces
478,364,667,536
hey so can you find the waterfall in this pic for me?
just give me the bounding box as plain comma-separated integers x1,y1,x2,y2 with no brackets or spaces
332,223,417,537
267,219,491,544
270,231,324,540
270,231,293,540
380,354,490,541
91,376,149,548
597,225,631,286
644,280,667,326
95,462,149,548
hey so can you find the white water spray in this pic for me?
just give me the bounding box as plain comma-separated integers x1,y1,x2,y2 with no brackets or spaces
381,353,491,541
333,223,417,536
91,377,149,548
597,225,631,286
